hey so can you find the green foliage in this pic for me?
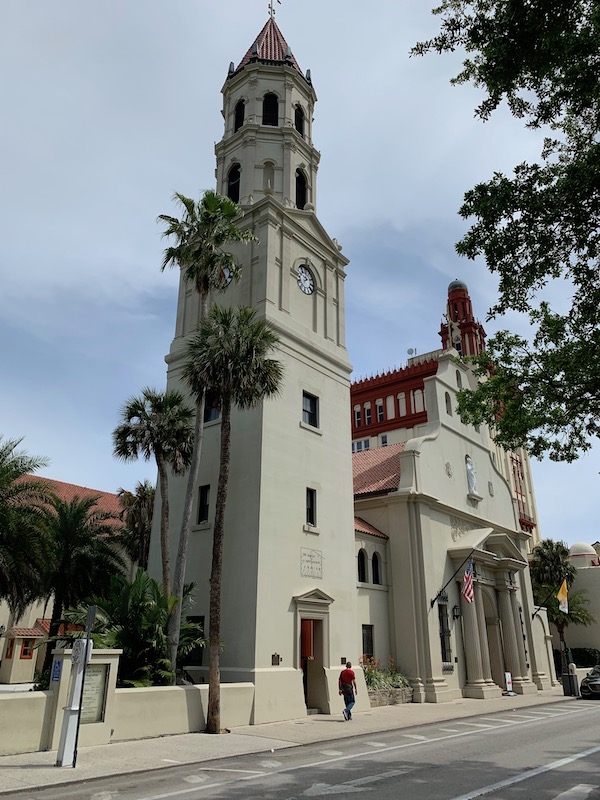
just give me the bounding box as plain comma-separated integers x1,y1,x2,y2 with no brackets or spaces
571,647,600,668
529,539,576,589
360,656,410,691
0,436,50,616
65,569,205,687
413,1,600,460
159,189,257,298
116,480,155,571
184,306,284,411
39,494,126,671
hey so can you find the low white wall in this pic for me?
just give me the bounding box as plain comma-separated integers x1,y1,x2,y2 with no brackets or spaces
0,683,254,755
111,683,254,741
0,692,53,755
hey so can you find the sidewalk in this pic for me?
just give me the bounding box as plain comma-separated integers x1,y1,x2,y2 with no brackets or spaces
0,686,571,795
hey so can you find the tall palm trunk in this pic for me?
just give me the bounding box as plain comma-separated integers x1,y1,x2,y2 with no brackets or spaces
206,395,232,734
42,593,64,673
157,457,171,598
167,291,210,678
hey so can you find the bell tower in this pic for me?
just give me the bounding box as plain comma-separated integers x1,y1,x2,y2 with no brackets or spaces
158,17,362,725
215,17,320,211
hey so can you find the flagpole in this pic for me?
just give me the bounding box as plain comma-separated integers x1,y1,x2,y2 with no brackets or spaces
430,549,476,608
531,578,568,620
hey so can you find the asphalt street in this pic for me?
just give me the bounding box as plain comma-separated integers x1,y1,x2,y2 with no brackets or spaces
8,700,600,800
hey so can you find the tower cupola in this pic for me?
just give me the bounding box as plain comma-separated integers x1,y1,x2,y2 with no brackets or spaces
439,280,486,356
215,17,320,211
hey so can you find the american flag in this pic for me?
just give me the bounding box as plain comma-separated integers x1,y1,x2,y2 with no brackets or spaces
461,560,474,604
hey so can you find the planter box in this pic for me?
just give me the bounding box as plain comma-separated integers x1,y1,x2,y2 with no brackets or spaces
367,686,413,707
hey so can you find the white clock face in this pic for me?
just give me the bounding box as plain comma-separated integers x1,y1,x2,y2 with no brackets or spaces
297,265,315,295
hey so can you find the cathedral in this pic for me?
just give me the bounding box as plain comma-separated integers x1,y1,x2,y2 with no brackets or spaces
151,15,556,723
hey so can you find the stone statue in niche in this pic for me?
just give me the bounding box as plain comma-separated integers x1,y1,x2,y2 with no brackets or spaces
465,455,477,494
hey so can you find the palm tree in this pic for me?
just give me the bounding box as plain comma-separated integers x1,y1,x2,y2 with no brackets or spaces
529,538,576,589
159,190,257,673
183,305,283,733
0,436,50,618
40,494,126,672
533,583,595,674
113,388,194,596
65,569,205,686
117,480,156,571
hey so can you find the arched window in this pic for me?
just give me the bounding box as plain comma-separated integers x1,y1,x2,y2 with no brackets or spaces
234,100,245,133
296,169,307,209
262,93,278,126
227,164,240,203
263,161,274,193
295,104,305,136
372,552,381,585
456,370,462,389
412,388,424,414
445,392,453,416
357,549,367,583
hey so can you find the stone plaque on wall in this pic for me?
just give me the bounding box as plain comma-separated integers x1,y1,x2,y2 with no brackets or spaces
300,547,323,579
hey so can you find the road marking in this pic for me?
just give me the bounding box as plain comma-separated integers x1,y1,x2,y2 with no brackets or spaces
132,707,600,800
366,741,387,747
161,759,181,764
447,745,600,800
182,776,207,784
258,759,282,768
452,721,496,728
479,718,513,725
303,783,365,795
438,728,461,732
200,768,266,774
503,713,543,720
319,750,343,755
555,785,597,799
403,734,428,740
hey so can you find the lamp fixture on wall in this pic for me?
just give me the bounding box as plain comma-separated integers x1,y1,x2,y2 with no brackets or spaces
452,605,461,620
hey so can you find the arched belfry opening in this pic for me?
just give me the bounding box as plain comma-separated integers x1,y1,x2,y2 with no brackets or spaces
234,100,245,133
295,104,305,137
262,93,279,126
227,163,241,203
296,168,307,210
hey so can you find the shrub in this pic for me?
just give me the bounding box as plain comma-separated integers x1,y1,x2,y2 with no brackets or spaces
360,655,410,690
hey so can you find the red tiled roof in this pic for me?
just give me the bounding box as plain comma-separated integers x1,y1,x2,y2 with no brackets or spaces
8,627,45,638
353,442,405,497
354,516,388,540
35,618,84,635
235,18,303,75
22,476,122,531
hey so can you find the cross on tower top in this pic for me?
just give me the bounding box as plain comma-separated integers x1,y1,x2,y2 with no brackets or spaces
269,0,281,18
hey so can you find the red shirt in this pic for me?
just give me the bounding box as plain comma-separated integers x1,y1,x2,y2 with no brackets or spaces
339,668,355,686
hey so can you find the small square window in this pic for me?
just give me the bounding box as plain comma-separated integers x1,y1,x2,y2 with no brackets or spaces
302,392,319,427
20,639,34,659
197,485,210,524
306,488,317,526
381,434,388,447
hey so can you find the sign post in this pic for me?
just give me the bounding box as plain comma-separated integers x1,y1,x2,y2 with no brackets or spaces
55,605,96,768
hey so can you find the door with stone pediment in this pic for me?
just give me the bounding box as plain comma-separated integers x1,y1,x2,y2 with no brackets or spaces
295,589,333,713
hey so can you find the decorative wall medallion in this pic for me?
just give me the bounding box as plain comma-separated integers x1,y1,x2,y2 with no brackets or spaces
300,547,322,579
445,461,453,478
450,516,475,542
488,481,494,497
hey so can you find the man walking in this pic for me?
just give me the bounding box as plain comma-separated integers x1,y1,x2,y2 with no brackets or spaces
339,661,357,720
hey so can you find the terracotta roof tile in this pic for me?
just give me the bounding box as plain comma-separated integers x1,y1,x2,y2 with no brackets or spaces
235,18,303,75
353,442,405,497
35,618,83,635
23,475,122,533
354,516,388,539
8,627,45,638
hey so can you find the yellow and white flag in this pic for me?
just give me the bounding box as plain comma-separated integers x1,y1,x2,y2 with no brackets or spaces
557,579,568,614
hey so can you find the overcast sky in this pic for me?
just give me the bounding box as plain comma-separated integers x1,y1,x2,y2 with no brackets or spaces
1,1,597,547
